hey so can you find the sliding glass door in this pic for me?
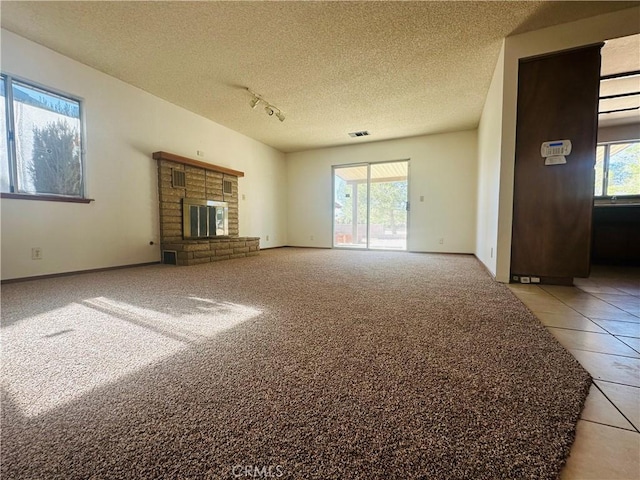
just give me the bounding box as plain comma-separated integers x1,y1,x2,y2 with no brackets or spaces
333,164,368,248
368,162,408,249
333,160,408,250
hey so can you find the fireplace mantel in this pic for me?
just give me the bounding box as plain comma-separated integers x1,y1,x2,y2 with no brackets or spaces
152,151,245,177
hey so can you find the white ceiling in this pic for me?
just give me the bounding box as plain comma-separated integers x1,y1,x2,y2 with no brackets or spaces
1,1,638,153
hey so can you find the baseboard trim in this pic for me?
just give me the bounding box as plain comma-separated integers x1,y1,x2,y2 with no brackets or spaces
269,245,332,250
1,261,161,284
474,254,498,281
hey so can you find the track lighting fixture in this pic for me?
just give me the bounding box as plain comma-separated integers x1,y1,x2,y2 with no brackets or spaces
249,96,261,109
247,88,285,122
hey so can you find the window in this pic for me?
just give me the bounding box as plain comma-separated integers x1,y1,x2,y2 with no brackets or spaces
594,141,640,197
1,74,85,198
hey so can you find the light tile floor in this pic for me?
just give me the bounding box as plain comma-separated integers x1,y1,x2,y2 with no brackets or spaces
508,266,640,480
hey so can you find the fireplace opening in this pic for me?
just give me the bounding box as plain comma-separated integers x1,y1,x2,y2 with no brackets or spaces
183,198,229,238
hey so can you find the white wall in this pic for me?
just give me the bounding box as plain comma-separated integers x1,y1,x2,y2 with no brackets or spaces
0,30,287,280
475,42,505,277
478,7,640,282
287,131,477,253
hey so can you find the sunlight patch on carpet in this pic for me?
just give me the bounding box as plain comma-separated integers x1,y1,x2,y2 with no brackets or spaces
1,297,260,417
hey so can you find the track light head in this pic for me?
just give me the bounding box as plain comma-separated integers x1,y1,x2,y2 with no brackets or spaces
247,88,284,122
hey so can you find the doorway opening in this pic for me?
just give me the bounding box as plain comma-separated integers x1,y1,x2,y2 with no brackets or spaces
333,160,408,250
591,33,640,269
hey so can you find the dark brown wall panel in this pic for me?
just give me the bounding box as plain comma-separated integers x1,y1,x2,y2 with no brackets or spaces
511,45,602,279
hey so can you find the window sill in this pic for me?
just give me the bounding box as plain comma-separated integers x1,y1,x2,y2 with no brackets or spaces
1,193,94,204
594,196,640,207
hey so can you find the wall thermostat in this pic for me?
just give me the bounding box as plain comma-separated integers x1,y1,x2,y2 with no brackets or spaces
541,140,572,157
541,140,571,165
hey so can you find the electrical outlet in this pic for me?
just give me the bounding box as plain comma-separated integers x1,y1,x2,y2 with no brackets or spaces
438,238,444,245
520,276,531,284
31,247,43,260
420,195,424,202
531,277,541,284
266,235,269,242
196,150,205,157
490,247,494,258
310,235,314,241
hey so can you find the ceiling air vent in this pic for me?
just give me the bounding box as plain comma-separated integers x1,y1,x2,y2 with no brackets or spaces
348,131,370,138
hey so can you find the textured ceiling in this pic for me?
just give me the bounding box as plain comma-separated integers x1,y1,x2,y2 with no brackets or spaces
1,1,638,153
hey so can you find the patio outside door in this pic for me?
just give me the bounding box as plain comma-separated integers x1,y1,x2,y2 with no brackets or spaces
333,160,408,250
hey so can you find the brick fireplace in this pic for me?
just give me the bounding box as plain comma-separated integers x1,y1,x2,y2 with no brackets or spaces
153,151,259,266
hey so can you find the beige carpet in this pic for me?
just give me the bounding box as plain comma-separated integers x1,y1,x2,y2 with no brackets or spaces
1,248,590,479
